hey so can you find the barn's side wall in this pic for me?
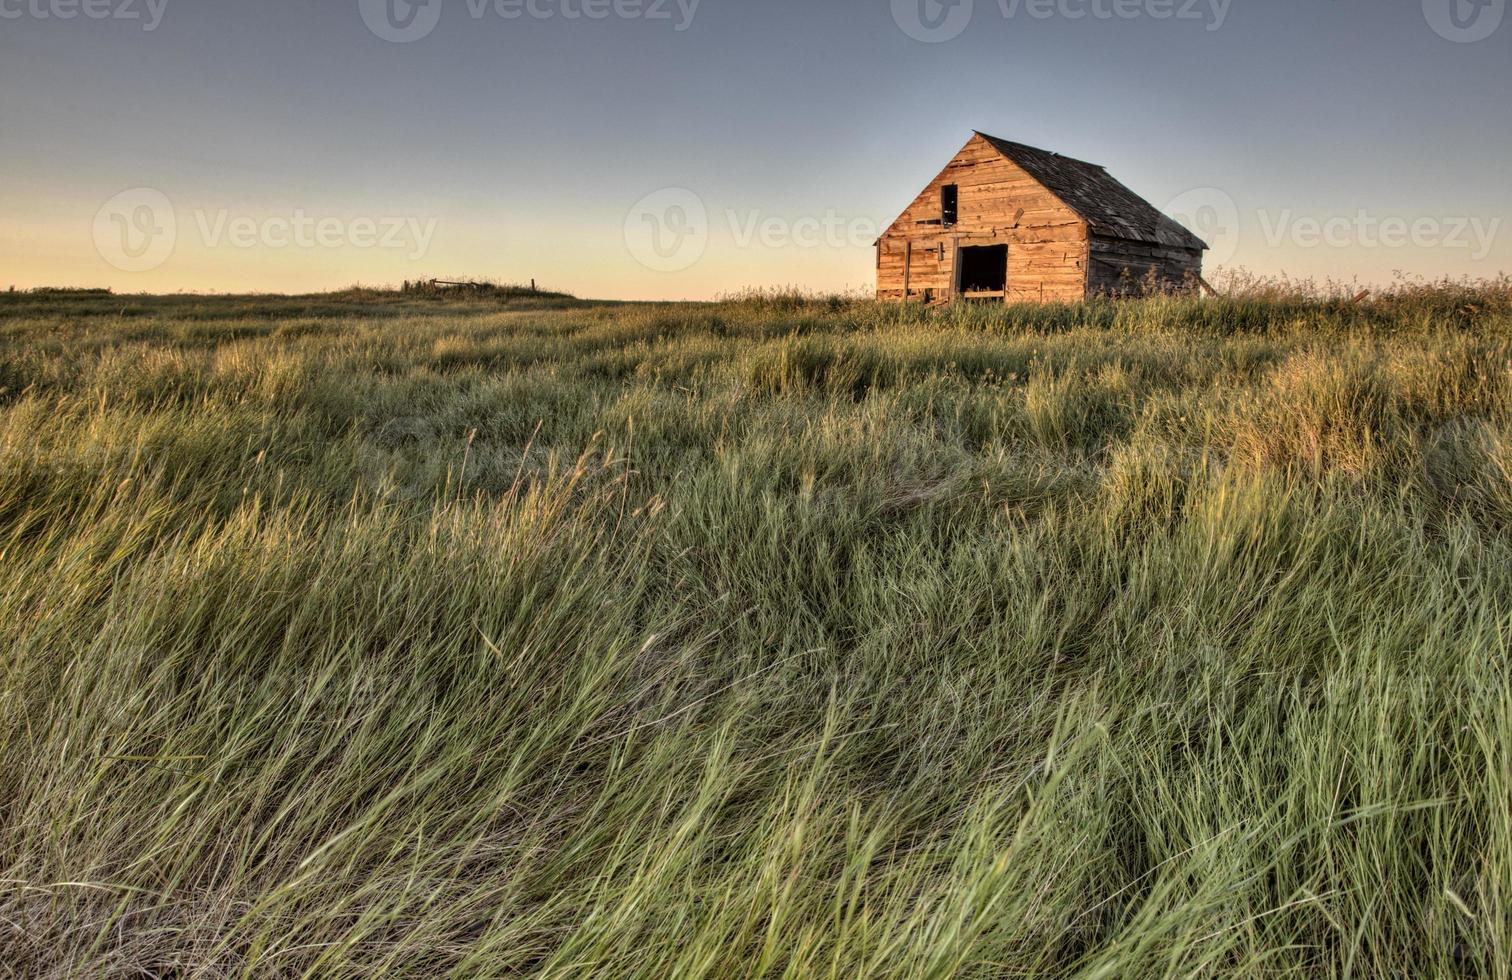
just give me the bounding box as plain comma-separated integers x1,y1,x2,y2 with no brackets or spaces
877,135,1089,304
1086,236,1203,295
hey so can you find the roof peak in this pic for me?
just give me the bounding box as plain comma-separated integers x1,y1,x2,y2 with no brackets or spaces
971,131,1105,171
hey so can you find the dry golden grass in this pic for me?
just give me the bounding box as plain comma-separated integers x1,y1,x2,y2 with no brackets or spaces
0,282,1509,977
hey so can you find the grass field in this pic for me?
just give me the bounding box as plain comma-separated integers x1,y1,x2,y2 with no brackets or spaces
2,283,1510,977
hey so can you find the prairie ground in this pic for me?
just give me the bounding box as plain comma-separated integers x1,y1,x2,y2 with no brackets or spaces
1,284,1510,977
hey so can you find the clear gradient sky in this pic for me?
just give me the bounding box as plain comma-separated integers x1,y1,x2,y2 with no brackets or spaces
2,0,1508,298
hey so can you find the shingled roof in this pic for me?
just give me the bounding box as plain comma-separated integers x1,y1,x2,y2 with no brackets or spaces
975,132,1208,252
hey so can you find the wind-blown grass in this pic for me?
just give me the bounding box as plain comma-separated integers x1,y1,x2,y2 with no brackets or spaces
0,285,1509,977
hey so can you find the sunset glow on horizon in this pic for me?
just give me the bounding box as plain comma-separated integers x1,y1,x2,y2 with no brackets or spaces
4,0,1508,299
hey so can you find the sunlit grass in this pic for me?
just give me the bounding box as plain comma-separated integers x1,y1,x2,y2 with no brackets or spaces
1,284,1509,977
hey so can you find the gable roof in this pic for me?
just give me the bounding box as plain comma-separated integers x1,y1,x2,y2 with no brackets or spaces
975,132,1208,251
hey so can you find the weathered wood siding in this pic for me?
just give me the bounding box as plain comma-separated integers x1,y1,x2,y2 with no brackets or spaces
877,135,1089,304
1087,236,1203,295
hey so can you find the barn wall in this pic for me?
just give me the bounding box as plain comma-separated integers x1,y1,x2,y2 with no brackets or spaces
1007,242,1091,304
877,134,1088,303
1087,236,1203,295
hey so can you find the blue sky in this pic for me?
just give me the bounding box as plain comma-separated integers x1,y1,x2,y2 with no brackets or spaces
2,0,1507,297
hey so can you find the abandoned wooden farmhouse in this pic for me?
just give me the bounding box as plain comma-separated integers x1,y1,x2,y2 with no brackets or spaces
876,132,1208,303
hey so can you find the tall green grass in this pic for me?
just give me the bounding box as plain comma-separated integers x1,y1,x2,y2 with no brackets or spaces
1,285,1509,977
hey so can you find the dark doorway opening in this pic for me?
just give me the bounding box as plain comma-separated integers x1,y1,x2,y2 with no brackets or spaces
958,245,1008,295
